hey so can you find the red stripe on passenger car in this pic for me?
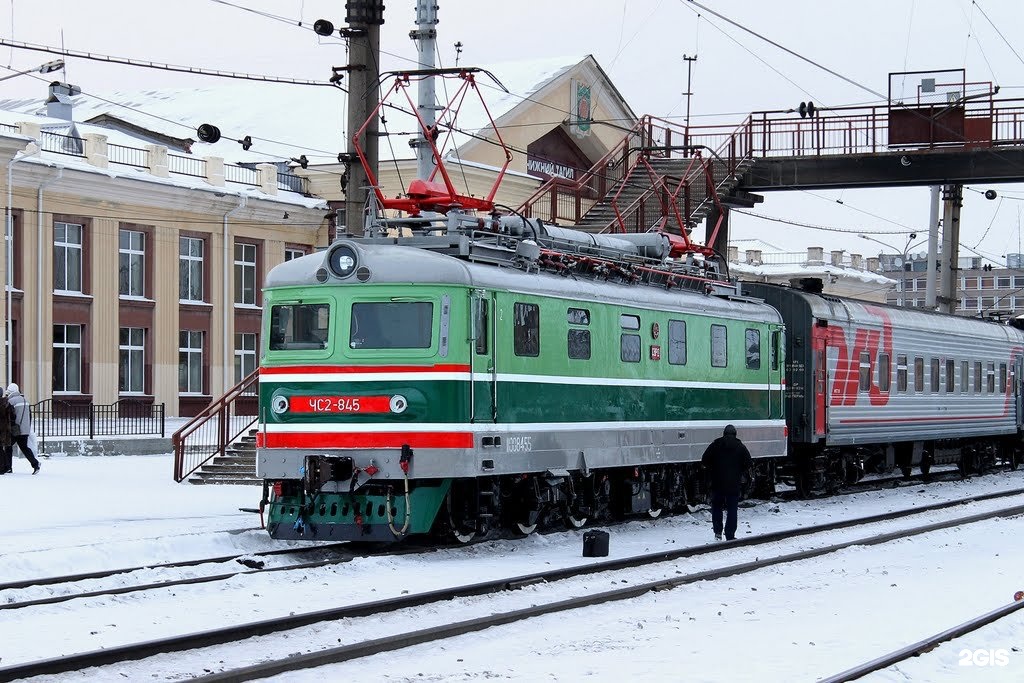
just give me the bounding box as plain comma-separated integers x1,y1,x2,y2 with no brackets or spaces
839,414,1007,424
259,431,474,449
259,364,470,375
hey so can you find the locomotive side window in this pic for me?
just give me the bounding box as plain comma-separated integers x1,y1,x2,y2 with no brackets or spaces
711,324,727,368
914,357,924,392
473,298,488,355
878,353,891,392
567,307,591,360
987,363,996,393
930,358,940,393
975,362,983,393
1000,363,1007,393
946,359,955,393
961,361,969,394
745,329,761,370
770,330,781,371
619,314,641,363
858,351,871,391
897,355,907,392
619,314,640,330
668,319,687,365
513,302,540,357
269,303,330,350
350,302,433,349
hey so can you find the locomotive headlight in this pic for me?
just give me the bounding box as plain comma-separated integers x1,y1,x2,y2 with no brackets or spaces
390,394,408,414
272,395,289,414
328,244,358,278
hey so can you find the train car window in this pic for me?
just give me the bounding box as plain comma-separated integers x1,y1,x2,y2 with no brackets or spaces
770,330,781,371
619,314,640,330
946,359,955,393
711,324,727,368
878,353,891,392
567,308,590,325
568,329,591,360
858,351,871,391
914,357,924,392
961,361,969,394
350,302,433,349
473,298,488,355
975,361,983,393
897,355,907,392
987,363,996,393
745,329,761,370
930,358,940,393
1000,363,1008,393
620,333,641,362
668,319,687,365
513,302,540,357
269,303,330,350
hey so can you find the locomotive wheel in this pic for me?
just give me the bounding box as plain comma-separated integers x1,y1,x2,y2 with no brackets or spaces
647,507,663,519
562,505,587,530
515,521,538,535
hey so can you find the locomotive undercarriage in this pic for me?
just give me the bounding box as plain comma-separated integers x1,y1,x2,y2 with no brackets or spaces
785,436,1021,496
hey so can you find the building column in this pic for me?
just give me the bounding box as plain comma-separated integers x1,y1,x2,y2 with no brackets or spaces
91,218,119,404
152,226,180,414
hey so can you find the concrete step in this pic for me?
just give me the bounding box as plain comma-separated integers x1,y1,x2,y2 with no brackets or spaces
200,463,258,473
188,475,261,485
213,455,256,465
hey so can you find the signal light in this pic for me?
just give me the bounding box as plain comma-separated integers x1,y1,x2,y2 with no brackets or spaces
313,19,335,36
197,123,221,143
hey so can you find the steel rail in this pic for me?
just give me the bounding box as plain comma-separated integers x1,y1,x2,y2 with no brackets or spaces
2,489,1023,682
820,600,1024,682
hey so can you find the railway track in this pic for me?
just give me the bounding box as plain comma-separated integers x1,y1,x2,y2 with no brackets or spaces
3,487,1024,682
819,599,1024,682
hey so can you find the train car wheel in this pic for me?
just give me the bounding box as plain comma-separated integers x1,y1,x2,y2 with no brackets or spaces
515,521,538,535
564,514,587,529
647,508,663,519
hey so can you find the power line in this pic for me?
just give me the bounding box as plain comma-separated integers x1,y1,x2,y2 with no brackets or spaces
972,0,1024,68
732,209,911,236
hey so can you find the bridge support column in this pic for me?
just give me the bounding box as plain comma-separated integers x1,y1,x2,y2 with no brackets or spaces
938,184,962,315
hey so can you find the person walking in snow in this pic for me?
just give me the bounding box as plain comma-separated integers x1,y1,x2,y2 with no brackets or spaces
700,424,751,541
0,392,12,474
5,383,40,474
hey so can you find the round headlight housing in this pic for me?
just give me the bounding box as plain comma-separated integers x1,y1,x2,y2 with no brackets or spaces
328,244,358,278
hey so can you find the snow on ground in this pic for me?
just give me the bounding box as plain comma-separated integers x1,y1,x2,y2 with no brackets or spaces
1,452,1024,681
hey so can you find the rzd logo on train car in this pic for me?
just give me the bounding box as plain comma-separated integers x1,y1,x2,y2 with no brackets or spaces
823,305,893,407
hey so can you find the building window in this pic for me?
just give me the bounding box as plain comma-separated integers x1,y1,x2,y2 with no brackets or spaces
668,319,687,365
118,229,145,297
998,276,1011,288
179,237,204,302
54,221,83,293
981,277,994,289
513,302,540,357
234,242,257,305
1014,276,1024,288
234,332,257,383
53,324,82,392
711,324,727,368
119,327,145,393
964,276,978,289
284,247,306,262
179,330,204,394
965,297,979,310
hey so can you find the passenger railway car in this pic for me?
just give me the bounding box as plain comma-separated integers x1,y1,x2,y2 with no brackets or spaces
257,225,787,542
745,280,1024,492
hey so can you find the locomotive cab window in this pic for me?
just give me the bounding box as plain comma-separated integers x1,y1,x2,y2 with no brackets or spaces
668,319,687,365
711,324,727,368
620,314,641,363
770,330,781,371
514,302,540,357
269,302,330,350
350,301,433,349
897,355,907,392
567,308,591,360
745,329,761,370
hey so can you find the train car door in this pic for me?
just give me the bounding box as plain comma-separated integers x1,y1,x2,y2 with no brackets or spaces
810,324,829,437
1015,355,1023,431
768,326,784,418
469,289,496,422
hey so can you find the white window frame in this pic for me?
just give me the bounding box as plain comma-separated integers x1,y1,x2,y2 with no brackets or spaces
234,242,257,306
284,247,305,262
179,330,204,395
54,221,83,293
119,327,145,394
234,332,257,384
53,323,82,393
179,236,205,303
118,229,145,297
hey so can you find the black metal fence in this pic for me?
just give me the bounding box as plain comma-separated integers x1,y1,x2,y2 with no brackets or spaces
29,399,166,446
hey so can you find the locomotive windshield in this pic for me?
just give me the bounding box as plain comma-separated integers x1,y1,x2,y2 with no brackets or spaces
350,301,433,349
269,303,330,350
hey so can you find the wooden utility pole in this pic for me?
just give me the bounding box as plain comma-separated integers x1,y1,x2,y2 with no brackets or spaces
343,0,385,235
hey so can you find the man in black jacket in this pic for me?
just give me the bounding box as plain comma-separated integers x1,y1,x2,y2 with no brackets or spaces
701,424,752,541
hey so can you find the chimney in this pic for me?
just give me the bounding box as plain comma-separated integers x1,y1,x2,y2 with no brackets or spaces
830,250,844,266
866,256,880,272
850,253,863,270
727,245,738,262
46,81,81,120
807,247,824,265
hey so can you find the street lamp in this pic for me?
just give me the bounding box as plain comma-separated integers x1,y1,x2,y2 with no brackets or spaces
0,59,64,83
858,233,924,306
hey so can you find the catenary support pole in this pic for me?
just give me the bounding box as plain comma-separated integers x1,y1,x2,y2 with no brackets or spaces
411,0,439,181
344,1,385,236
939,184,963,315
925,185,940,308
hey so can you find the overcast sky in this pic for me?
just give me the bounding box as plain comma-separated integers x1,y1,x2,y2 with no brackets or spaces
1,0,1022,260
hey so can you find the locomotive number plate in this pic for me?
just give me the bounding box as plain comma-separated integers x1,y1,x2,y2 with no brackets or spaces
289,396,392,413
